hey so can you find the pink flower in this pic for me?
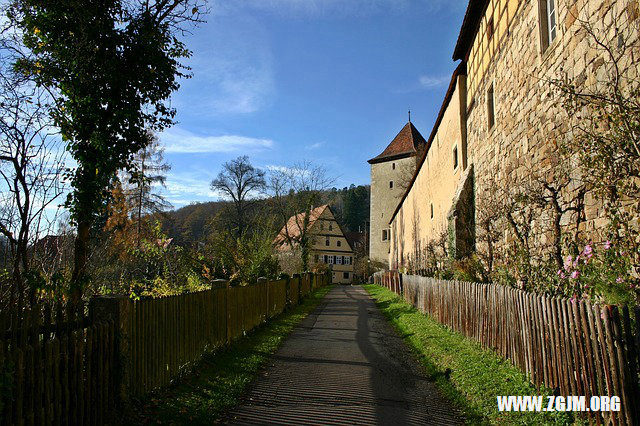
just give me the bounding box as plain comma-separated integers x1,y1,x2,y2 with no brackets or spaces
573,255,580,268
604,240,611,250
616,277,624,283
571,270,580,279
583,244,593,259
570,296,577,305
564,255,573,271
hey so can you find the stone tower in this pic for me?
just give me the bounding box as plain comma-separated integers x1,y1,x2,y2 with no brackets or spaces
368,121,427,266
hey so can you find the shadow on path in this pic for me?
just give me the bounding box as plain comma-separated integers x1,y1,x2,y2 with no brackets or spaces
224,286,461,425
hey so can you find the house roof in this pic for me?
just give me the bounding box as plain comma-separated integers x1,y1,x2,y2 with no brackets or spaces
453,0,490,61
273,204,329,246
390,63,467,224
367,122,427,164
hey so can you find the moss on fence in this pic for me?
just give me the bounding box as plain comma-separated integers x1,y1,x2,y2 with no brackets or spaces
363,284,577,425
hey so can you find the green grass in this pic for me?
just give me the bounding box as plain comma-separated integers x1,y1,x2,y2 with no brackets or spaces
130,285,334,425
363,284,577,425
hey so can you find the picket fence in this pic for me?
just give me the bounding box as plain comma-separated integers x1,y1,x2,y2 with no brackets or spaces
0,272,330,425
373,271,640,425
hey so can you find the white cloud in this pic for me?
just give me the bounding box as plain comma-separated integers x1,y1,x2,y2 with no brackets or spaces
174,15,275,116
162,172,222,206
305,142,324,150
161,127,274,154
418,74,449,89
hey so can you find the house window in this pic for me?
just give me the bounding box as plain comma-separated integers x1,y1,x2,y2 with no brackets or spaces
325,238,330,246
328,255,334,265
323,255,328,263
329,223,333,231
337,240,341,247
539,0,557,52
453,146,459,170
389,181,394,189
382,229,388,241
343,272,350,279
487,84,495,130
336,256,343,265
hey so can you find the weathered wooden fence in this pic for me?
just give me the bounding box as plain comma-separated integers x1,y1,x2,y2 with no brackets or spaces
0,272,330,424
0,302,116,425
373,271,640,425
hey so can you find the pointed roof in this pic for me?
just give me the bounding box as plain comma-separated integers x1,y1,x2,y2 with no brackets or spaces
367,121,427,164
273,204,329,247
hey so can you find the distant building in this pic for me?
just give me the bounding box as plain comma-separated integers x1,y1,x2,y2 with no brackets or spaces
367,122,427,265
274,205,354,284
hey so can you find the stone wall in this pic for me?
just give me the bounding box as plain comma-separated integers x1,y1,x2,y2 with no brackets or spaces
370,155,416,264
387,0,640,272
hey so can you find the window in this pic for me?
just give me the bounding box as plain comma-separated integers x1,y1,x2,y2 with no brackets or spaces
337,240,341,247
389,181,394,189
328,255,334,265
453,146,459,170
539,0,557,52
430,203,434,219
382,229,388,241
325,238,330,246
336,256,342,265
343,272,350,279
329,223,333,231
392,162,396,170
547,0,557,43
323,255,328,263
487,84,495,130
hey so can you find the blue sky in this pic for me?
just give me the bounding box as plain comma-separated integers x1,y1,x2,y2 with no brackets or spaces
160,0,468,208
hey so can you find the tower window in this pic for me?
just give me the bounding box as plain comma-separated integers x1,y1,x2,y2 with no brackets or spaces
389,181,394,189
392,163,396,170
382,229,388,241
453,146,459,170
325,238,330,246
430,203,434,219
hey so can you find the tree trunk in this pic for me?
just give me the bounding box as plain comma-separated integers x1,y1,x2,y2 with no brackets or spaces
71,220,91,304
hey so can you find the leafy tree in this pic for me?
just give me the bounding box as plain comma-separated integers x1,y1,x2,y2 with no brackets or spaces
210,156,265,237
10,0,205,301
342,185,369,232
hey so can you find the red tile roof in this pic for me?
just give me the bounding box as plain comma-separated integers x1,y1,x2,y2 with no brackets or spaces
273,204,329,247
367,122,427,164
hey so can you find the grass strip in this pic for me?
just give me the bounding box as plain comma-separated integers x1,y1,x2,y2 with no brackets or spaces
363,284,576,425
132,284,334,425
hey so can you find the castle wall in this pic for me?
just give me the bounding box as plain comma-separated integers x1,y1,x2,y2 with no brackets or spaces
389,76,466,270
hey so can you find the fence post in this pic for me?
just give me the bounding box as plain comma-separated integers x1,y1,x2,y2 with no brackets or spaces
258,277,268,322
89,296,133,407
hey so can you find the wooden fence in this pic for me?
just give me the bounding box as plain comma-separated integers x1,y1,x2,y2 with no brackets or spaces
0,302,116,425
0,272,330,424
373,271,640,425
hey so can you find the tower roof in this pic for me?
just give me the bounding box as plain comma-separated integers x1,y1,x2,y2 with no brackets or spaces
367,121,427,164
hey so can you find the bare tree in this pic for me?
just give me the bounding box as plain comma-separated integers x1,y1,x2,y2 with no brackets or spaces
210,156,266,237
0,63,65,307
268,161,334,271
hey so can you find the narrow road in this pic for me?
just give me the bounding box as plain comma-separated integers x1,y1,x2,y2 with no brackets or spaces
225,285,462,425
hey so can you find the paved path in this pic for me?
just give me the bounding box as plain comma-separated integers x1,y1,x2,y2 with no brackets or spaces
225,286,462,425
